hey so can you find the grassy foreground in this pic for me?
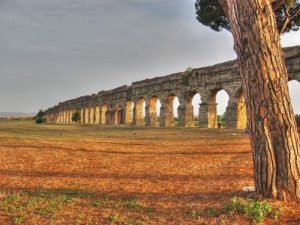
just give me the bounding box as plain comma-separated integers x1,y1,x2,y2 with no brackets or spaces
0,119,299,224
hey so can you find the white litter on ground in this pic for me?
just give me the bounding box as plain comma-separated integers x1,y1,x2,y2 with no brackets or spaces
243,186,256,192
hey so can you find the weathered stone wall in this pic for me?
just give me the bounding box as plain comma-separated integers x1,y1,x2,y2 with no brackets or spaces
44,46,300,129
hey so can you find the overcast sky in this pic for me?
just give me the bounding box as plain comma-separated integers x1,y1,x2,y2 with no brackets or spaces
0,0,299,114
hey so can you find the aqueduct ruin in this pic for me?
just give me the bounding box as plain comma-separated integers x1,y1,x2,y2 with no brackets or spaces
44,46,300,129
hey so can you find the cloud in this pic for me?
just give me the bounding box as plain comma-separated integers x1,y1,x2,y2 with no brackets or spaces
0,0,299,113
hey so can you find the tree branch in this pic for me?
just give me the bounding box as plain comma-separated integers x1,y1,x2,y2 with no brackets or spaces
279,5,300,34
272,0,286,11
280,8,290,34
290,6,300,20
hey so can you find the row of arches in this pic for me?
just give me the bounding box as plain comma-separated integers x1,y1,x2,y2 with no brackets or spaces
49,80,299,128
52,90,237,128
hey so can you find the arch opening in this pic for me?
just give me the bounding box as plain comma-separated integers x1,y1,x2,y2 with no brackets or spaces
192,93,202,127
106,105,114,125
115,106,124,125
289,80,300,115
173,96,180,126
207,89,229,128
125,100,134,125
216,90,229,128
148,96,161,127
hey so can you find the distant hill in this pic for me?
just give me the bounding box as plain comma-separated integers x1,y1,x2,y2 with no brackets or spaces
0,112,35,119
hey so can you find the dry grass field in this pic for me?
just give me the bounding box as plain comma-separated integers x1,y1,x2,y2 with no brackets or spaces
0,119,299,225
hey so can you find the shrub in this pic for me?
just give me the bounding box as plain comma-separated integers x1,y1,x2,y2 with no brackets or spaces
185,67,193,76
217,114,226,127
224,196,273,224
35,110,46,124
36,117,45,124
72,110,81,123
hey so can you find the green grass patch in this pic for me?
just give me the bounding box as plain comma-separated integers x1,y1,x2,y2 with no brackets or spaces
224,196,282,224
92,195,155,212
107,213,145,225
0,189,86,224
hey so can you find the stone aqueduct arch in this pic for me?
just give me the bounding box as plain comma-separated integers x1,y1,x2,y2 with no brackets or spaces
44,46,300,129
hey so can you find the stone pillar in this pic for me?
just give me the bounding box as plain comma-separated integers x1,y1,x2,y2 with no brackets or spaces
66,111,69,124
71,110,74,123
133,99,145,126
72,110,75,124
224,100,237,129
145,98,158,127
84,107,89,124
65,111,68,123
60,112,62,123
125,101,133,126
178,102,194,127
67,110,72,124
65,111,68,124
225,93,247,129
100,105,108,125
60,111,63,123
100,106,106,125
66,111,70,124
89,107,95,124
160,101,174,127
95,106,100,124
61,112,63,123
80,108,85,124
62,111,66,123
199,102,218,128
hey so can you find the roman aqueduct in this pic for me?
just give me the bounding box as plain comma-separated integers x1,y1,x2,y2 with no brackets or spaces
44,46,300,129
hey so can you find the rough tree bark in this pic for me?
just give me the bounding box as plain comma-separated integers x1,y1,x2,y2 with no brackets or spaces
219,0,300,201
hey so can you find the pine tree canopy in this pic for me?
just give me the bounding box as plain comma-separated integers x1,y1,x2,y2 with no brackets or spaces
195,0,300,34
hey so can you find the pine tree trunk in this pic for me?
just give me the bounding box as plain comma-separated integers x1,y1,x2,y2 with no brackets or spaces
219,0,300,201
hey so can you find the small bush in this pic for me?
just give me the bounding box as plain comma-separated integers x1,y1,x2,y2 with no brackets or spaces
224,196,273,224
185,67,193,76
217,114,226,128
36,117,45,124
35,110,46,124
207,207,219,217
72,110,81,123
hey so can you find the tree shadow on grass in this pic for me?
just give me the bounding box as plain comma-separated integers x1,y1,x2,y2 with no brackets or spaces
0,144,251,156
0,168,251,182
